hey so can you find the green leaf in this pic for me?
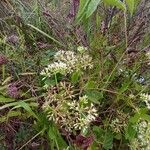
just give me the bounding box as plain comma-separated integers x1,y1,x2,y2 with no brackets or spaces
86,0,101,18
103,131,113,150
71,71,81,84
141,114,150,121
0,100,38,119
0,95,15,103
129,113,140,123
125,123,136,140
85,90,102,103
126,0,135,15
16,101,38,119
76,0,91,23
48,123,67,149
104,0,126,11
48,125,57,140
94,127,113,149
0,111,22,123
84,80,96,89
93,126,105,141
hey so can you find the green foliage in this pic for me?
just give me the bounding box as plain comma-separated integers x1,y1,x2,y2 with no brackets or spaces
93,126,114,149
0,0,149,149
76,0,127,23
126,0,135,15
86,0,102,18
104,0,126,11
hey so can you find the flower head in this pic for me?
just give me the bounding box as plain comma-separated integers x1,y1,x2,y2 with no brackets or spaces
130,120,150,150
41,49,93,81
41,61,69,77
0,54,8,65
77,46,87,54
43,92,98,132
7,83,20,99
6,34,19,45
140,93,150,109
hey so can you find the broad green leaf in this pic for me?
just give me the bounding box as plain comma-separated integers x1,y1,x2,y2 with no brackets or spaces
85,90,102,103
104,0,126,11
141,114,150,121
126,0,135,15
93,127,113,150
86,0,101,18
103,131,113,150
129,113,140,123
71,71,81,84
84,80,96,89
125,123,136,140
48,123,67,149
48,125,57,140
93,126,105,140
0,95,15,103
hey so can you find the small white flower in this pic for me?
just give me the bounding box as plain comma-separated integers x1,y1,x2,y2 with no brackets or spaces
41,61,70,77
133,120,150,149
77,46,87,53
140,93,150,110
43,94,98,132
146,51,150,60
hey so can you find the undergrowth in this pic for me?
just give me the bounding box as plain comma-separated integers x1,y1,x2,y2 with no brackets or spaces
0,0,150,149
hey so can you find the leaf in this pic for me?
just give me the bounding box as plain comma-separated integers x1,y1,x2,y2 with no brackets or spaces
48,123,67,149
16,101,38,120
0,95,15,103
71,71,81,84
129,113,140,123
85,90,102,103
103,131,113,150
93,127,113,150
93,126,105,141
48,125,57,140
0,100,38,120
86,0,101,18
126,0,135,15
104,0,126,11
141,114,150,121
84,80,96,89
76,0,91,23
0,111,22,123
125,123,136,140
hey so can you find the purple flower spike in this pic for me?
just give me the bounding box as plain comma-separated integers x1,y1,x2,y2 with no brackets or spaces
6,35,19,45
7,83,20,99
0,55,8,65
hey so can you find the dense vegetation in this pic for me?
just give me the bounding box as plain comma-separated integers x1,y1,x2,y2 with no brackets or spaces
0,0,150,149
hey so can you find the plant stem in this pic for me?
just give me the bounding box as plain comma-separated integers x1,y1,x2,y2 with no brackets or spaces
124,10,128,49
2,65,5,81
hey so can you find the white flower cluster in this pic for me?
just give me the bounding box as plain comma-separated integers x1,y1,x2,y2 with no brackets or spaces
41,49,93,77
110,111,128,133
43,94,98,132
41,62,68,77
67,95,98,130
131,120,150,150
140,93,150,109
